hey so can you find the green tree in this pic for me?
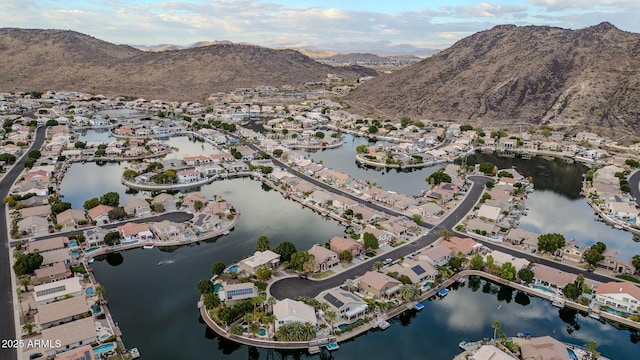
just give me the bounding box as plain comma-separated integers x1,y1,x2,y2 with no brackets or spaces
28,150,41,159
562,283,581,300
439,229,453,241
229,323,244,335
356,144,367,154
585,243,606,266
500,262,516,281
74,141,86,149
517,268,534,284
325,309,337,334
584,340,600,360
338,250,353,262
537,233,566,254
315,131,325,139
256,235,271,252
398,274,412,284
194,200,204,211
289,251,315,273
83,197,100,210
368,125,378,134
363,232,379,250
196,279,214,294
255,265,273,281
22,322,36,336
274,241,297,262
400,116,411,128
19,277,32,292
448,254,467,272
103,231,122,246
203,293,220,309
399,284,420,301
95,285,105,304
492,320,501,340
372,261,384,271
100,191,120,207
632,255,640,274
479,162,496,175
412,214,422,224
273,149,283,157
107,207,126,220
625,159,639,168
497,170,514,178
470,253,485,270
51,201,72,215
427,169,452,185
122,169,138,180
211,262,226,276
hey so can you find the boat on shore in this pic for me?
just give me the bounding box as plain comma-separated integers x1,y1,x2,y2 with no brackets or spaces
438,288,449,297
414,302,424,311
378,321,391,330
143,244,154,249
326,342,339,351
222,230,231,236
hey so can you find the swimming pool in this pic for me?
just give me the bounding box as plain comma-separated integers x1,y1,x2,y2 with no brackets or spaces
228,265,239,273
85,247,100,253
533,284,555,295
69,240,78,247
71,250,80,258
92,304,102,315
93,342,116,356
213,283,222,294
258,328,267,336
86,287,94,296
337,318,363,330
567,348,579,360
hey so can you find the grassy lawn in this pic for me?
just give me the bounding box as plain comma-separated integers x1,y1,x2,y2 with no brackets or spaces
312,270,335,279
391,241,406,248
616,274,640,283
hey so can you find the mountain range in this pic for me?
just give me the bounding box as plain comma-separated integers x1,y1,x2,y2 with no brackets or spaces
346,22,640,138
0,28,375,101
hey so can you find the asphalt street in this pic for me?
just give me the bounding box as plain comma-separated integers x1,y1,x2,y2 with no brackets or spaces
0,126,46,360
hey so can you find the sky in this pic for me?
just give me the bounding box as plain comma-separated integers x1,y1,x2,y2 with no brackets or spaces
2,0,639,53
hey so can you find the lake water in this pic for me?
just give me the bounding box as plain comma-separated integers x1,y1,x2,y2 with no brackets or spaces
76,128,113,143
69,135,640,359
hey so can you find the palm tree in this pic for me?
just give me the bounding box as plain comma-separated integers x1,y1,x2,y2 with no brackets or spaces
439,229,453,241
95,285,105,304
266,296,276,313
325,310,337,334
229,323,244,336
16,290,24,319
263,314,276,336
22,322,36,336
585,340,600,360
19,277,31,292
399,284,420,301
301,322,317,341
372,261,384,272
320,302,329,313
344,278,357,291
492,320,501,340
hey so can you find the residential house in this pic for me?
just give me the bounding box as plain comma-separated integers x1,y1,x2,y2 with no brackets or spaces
124,198,152,217
33,277,83,306
152,220,187,241
597,248,635,274
36,296,91,330
17,216,49,236
177,168,201,183
520,336,571,360
319,289,367,322
472,345,514,360
117,222,153,242
56,209,87,229
485,250,529,271
181,192,208,210
477,204,502,222
558,240,588,263
27,236,67,254
350,205,384,223
273,298,317,331
19,205,52,219
379,217,416,236
308,244,339,272
504,228,540,250
594,282,640,313
329,236,363,257
191,213,222,233
360,226,395,247
440,236,480,256
531,264,576,289
84,228,109,247
239,250,281,275
408,202,446,222
608,201,638,220
41,248,73,267
218,281,258,304
419,245,452,267
32,262,72,286
387,259,437,284
54,344,96,360
152,193,177,212
307,189,334,206
358,271,402,299
86,204,113,225
332,195,359,213
38,317,97,358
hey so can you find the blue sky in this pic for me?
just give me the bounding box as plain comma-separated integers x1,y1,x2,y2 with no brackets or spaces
2,1,639,53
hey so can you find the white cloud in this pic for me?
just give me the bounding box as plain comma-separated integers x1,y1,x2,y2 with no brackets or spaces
529,0,638,12
439,2,528,18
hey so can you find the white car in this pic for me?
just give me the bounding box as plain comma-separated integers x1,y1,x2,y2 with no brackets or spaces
383,258,393,265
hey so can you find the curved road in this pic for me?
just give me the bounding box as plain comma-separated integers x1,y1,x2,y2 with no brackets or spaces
269,175,491,299
628,170,640,207
0,126,47,360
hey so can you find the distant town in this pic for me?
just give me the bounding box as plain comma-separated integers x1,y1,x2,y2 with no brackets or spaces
1,81,640,360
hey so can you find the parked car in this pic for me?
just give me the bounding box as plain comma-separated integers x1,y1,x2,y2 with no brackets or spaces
383,258,393,265
298,274,308,279
356,255,366,261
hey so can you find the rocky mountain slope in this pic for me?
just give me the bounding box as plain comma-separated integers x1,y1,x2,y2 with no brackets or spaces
346,22,640,137
0,28,375,101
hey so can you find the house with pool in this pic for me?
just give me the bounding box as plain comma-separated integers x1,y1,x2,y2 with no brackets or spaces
273,299,317,331
318,289,367,323
594,281,640,314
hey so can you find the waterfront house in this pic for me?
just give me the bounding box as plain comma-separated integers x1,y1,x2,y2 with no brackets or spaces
597,248,635,274
520,336,571,360
351,205,384,223
485,250,529,271
56,209,87,229
124,198,152,217
181,192,208,210
419,245,452,267
607,201,638,220
558,240,588,264
191,213,222,232
27,236,67,254
329,236,363,257
319,289,367,322
177,168,201,183
84,228,109,247
86,204,113,224
152,220,187,242
34,277,83,306
239,250,281,275
594,281,640,313
273,298,317,331
358,271,402,299
360,226,395,247
54,344,96,360
152,193,177,212
307,189,334,206
387,259,437,284
332,194,359,213
36,296,91,330
223,161,250,173
471,345,515,360
504,228,540,250
531,264,576,290
440,236,480,256
308,245,339,272
379,216,416,236
41,248,73,267
218,282,258,304
117,222,153,242
38,317,97,358
32,262,72,286
183,154,210,166
17,216,49,236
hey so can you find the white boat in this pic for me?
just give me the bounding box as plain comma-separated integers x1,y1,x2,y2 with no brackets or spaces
222,230,231,236
414,302,424,311
326,342,339,351
143,244,154,249
613,224,623,230
88,258,95,264
378,321,390,330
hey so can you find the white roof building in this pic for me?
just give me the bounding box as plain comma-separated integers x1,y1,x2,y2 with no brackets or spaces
273,298,317,331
